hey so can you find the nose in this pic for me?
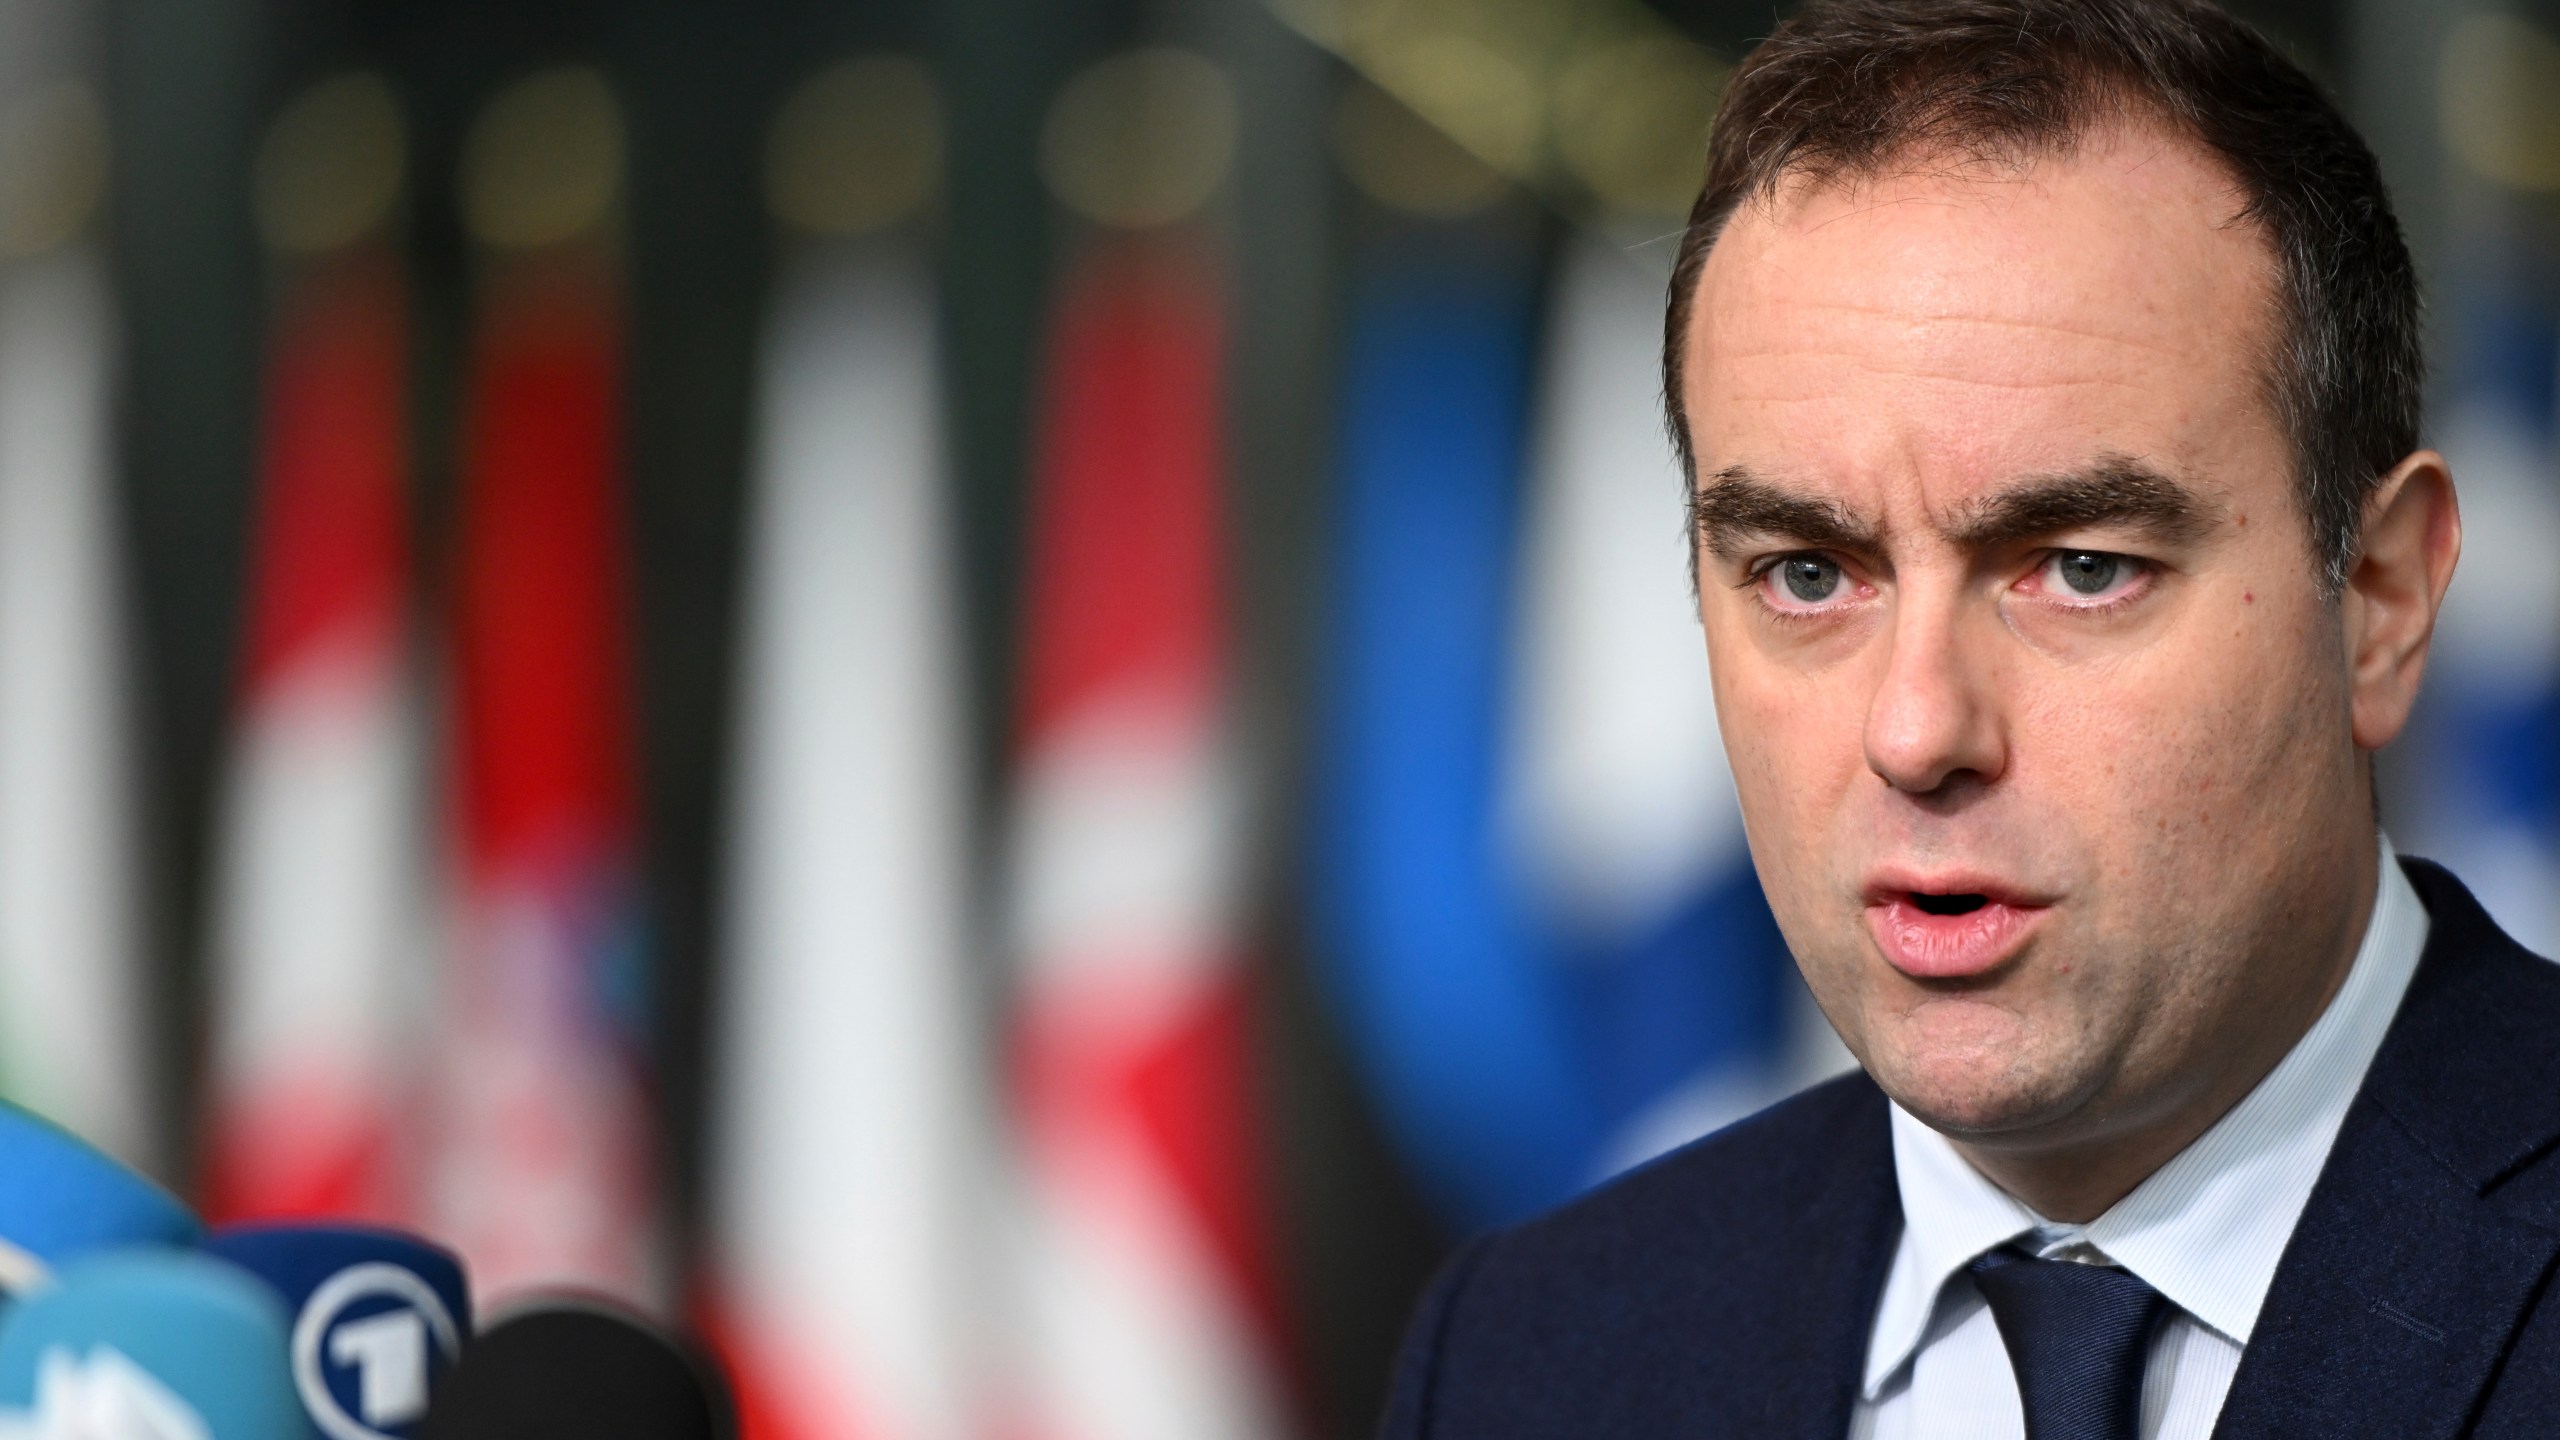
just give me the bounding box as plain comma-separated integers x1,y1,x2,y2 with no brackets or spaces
1863,598,2006,795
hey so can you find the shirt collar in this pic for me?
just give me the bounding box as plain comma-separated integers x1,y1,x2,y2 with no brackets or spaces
1860,835,2429,1399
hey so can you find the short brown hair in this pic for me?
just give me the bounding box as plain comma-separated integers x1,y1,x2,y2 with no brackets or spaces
1663,0,2421,592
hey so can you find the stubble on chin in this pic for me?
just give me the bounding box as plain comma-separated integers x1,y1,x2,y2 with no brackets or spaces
1843,942,2146,1143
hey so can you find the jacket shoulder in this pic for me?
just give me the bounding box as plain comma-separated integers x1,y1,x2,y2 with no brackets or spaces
2206,858,2560,1437
1381,1071,1900,1439
2374,857,2560,1197
1499,1068,1891,1275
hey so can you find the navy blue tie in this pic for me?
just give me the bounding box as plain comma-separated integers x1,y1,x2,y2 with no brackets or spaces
1969,1247,2169,1440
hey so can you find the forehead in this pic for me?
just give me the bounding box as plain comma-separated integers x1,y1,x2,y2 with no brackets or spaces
1683,121,2288,513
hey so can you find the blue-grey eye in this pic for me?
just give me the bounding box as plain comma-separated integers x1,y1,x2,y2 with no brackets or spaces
1782,555,1842,603
2055,551,2119,595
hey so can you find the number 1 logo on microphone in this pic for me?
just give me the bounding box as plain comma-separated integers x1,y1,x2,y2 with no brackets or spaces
291,1264,463,1440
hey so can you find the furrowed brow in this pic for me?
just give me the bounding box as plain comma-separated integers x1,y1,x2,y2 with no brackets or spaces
1942,457,2217,551
1689,467,1882,560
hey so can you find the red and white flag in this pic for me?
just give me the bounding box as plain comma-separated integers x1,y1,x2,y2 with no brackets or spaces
203,249,425,1223
1003,237,1289,1440
427,258,660,1303
702,241,987,1440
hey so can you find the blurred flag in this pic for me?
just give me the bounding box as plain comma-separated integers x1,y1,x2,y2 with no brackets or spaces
1004,238,1288,1440
1308,232,1576,1230
1502,234,1799,1176
702,235,985,1440
427,256,659,1302
202,246,424,1223
2401,249,2560,952
0,237,152,1169
1311,230,1806,1233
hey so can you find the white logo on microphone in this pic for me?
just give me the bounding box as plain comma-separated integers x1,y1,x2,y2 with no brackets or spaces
290,1265,462,1440
0,1346,211,1440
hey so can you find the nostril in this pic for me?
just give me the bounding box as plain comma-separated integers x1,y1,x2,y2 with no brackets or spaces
1911,892,1988,917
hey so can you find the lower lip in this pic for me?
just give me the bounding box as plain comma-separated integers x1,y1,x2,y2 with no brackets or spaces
1867,898,2045,979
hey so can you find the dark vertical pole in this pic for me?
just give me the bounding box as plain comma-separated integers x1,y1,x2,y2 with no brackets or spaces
1180,4,1451,1435
610,0,788,1289
107,0,268,1184
2346,0,2458,301
932,0,1092,801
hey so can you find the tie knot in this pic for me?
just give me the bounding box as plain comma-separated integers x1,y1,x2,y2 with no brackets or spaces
1968,1247,2169,1440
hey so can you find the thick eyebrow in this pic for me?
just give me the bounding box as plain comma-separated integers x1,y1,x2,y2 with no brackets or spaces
1941,457,2217,551
1689,466,1882,560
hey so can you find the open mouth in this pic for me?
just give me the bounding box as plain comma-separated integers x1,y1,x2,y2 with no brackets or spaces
1864,886,2045,979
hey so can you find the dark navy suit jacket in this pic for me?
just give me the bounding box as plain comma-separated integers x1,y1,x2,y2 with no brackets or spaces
1381,859,2560,1438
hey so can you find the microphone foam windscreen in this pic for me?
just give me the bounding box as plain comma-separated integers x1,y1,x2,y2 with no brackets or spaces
418,1303,732,1440
0,1105,198,1291
203,1222,472,1440
0,1248,312,1438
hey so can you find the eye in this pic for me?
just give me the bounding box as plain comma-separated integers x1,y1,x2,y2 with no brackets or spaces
2025,549,2148,605
2053,551,2118,594
1756,553,1855,613
1782,556,1842,601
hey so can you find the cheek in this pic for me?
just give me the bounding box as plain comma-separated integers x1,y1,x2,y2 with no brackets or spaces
1717,654,1861,821
2014,673,2179,844
1711,645,1875,931
2016,590,2348,896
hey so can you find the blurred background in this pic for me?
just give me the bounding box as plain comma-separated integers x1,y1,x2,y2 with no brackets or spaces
0,0,2549,1433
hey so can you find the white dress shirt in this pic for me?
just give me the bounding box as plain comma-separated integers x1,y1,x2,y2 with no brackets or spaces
1849,835,2430,1440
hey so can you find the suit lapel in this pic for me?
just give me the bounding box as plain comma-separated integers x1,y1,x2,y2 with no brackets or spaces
1563,1073,1901,1440
1440,1071,1902,1440
2208,1096,2560,1438
1734,1077,1902,1439
2213,860,2560,1439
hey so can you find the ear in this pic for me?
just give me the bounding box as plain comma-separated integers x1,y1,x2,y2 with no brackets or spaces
2345,449,2460,751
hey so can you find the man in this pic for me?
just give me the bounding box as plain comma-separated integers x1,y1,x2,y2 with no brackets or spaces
1379,2,2560,1437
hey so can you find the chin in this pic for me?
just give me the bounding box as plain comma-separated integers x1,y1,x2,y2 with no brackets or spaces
1866,1015,2093,1140
1891,1079,2081,1141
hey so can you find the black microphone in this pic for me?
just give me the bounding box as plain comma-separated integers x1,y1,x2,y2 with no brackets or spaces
416,1300,732,1440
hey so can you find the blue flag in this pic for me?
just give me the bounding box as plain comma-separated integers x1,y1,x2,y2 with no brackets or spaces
1313,231,1811,1232
2399,238,2560,950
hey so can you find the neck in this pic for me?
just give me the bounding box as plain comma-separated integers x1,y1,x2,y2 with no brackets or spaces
1952,847,2382,1224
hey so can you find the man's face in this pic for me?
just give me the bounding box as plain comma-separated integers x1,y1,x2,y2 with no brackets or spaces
1682,123,2377,1152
